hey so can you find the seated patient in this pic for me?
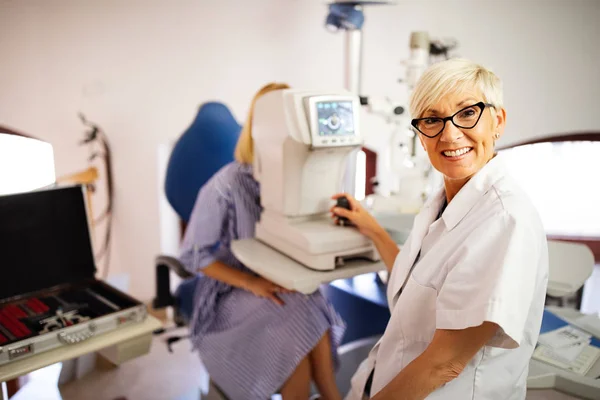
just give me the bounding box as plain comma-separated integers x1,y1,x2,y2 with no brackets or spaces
180,83,346,400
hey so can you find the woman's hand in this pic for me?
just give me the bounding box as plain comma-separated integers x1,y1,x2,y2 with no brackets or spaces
330,193,385,240
244,275,291,306
331,193,400,272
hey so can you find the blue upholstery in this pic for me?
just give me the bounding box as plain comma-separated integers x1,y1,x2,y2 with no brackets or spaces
165,102,241,223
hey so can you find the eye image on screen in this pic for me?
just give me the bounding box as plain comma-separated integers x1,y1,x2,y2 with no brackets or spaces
316,101,355,136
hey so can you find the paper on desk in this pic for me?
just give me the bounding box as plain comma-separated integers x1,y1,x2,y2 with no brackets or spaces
533,344,600,376
538,326,591,349
535,341,589,363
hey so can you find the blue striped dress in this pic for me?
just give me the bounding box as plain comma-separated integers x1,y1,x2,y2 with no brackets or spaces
179,161,346,400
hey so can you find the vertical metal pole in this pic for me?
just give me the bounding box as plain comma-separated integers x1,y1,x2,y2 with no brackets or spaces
344,29,363,94
343,22,363,196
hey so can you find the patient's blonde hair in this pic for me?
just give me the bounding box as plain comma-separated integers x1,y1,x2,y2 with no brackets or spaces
409,58,503,120
234,82,290,164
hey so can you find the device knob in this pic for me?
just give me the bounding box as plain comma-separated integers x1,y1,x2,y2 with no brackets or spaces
336,196,351,210
336,196,352,226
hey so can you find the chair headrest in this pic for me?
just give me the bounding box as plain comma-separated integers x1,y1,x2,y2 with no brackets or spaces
165,102,242,222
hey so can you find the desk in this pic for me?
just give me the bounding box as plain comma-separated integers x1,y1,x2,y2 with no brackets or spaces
528,307,600,399
0,315,162,399
324,273,390,345
231,239,386,294
231,213,415,294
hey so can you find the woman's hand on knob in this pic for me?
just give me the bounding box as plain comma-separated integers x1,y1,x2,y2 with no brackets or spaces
330,193,385,240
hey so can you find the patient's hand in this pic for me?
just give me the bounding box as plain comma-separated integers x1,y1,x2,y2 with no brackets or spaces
244,275,291,306
330,193,385,240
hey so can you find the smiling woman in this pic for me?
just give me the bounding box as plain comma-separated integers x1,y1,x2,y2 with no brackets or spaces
408,59,507,202
333,58,549,400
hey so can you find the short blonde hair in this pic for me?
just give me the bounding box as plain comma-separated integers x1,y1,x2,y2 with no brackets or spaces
234,82,290,164
409,58,503,120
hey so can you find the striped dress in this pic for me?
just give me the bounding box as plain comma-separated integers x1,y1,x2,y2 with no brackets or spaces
179,161,346,400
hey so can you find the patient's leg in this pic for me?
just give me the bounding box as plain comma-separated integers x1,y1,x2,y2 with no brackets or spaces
280,354,311,400
309,330,342,400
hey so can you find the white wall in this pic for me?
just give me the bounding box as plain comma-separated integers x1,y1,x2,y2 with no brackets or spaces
1,0,598,301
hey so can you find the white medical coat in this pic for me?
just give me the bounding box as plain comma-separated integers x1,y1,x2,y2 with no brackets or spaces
346,155,549,400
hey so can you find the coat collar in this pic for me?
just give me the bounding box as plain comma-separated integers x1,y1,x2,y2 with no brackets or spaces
388,154,506,305
436,154,506,231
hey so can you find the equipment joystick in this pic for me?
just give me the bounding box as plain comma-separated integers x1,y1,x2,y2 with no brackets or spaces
336,196,352,226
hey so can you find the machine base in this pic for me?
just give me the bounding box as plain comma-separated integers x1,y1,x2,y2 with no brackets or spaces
256,214,379,271
231,238,386,294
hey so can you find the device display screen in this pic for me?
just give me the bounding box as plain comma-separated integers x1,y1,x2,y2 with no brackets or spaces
316,101,355,136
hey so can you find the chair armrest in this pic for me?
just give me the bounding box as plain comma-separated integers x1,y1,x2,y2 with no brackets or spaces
155,255,194,279
152,255,194,310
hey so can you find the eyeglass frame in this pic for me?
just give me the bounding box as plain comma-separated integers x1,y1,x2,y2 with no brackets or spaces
410,101,496,138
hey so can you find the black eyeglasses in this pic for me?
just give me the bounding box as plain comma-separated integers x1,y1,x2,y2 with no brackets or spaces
411,102,495,138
